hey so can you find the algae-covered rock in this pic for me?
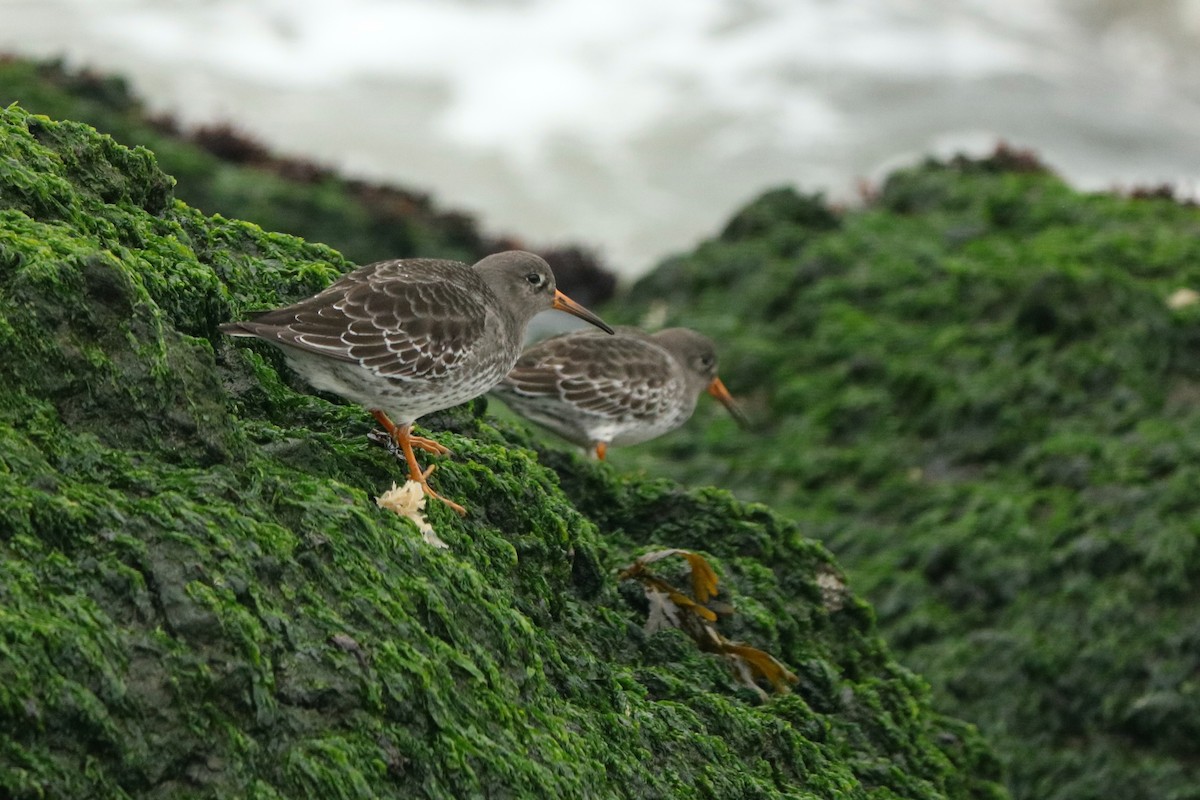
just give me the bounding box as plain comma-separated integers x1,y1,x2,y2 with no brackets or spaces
606,154,1200,799
0,106,1003,798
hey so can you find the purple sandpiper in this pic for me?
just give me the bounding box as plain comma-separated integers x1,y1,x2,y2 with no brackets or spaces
221,250,614,513
493,327,745,460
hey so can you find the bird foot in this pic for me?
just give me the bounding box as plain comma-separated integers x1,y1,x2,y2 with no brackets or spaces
366,420,464,515
410,434,451,455
367,429,451,457
414,466,467,516
426,491,467,517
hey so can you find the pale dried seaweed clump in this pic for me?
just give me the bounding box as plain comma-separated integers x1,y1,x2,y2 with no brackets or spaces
376,480,449,549
1167,287,1200,309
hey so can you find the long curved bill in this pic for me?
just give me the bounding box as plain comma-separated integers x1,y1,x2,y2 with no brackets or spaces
707,377,750,428
553,289,615,334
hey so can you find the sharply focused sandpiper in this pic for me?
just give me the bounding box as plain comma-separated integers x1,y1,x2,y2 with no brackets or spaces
493,326,745,459
221,251,614,513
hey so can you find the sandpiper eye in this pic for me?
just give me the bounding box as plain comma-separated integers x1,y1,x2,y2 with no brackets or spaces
525,272,545,288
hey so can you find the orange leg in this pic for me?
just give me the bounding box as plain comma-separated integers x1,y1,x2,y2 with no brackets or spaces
370,412,450,455
591,441,608,461
410,434,451,455
371,410,466,515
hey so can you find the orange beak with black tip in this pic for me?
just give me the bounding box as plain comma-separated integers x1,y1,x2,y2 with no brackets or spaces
707,377,750,428
553,289,615,334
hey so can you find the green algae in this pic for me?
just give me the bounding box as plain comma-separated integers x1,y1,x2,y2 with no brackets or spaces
0,105,1002,798
599,157,1200,799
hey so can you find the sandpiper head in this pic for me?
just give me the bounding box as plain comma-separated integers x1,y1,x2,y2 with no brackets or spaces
474,251,613,334
652,328,748,427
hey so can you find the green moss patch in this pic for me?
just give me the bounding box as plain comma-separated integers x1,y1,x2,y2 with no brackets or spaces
605,155,1200,799
0,105,1002,799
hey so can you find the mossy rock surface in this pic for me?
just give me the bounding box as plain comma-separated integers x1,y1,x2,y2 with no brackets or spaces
605,156,1200,799
0,105,1003,799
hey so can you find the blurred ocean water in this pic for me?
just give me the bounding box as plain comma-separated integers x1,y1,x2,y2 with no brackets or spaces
2,0,1198,275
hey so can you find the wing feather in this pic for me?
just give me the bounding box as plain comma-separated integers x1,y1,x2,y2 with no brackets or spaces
503,331,682,421
229,259,491,381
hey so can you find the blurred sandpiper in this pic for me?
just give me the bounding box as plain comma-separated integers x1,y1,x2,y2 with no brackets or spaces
493,327,745,459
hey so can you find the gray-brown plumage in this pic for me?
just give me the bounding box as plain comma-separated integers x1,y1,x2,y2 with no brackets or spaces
220,250,613,513
493,327,745,459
